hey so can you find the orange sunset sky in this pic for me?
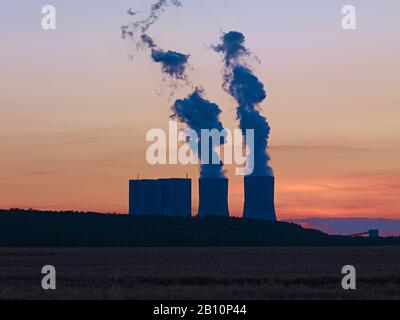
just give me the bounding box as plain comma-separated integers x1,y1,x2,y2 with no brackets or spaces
1,0,399,219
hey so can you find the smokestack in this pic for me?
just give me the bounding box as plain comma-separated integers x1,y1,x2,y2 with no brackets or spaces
129,179,162,215
159,178,191,217
243,176,276,221
198,178,229,217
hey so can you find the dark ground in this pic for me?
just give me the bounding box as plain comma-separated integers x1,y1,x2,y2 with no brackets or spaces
1,210,400,246
1,247,400,300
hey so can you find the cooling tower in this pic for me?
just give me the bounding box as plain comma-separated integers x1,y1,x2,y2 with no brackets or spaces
159,178,192,217
198,178,229,217
243,176,277,221
129,179,162,215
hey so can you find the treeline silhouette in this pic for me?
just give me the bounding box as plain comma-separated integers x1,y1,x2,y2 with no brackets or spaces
0,209,399,247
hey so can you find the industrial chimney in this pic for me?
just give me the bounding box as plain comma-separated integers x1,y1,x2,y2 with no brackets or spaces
243,176,277,221
198,178,229,217
159,178,191,217
129,179,162,215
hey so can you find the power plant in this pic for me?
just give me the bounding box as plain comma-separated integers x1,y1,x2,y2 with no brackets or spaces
198,178,229,217
129,178,191,217
243,176,276,220
129,179,162,216
159,178,191,217
124,25,279,222
129,176,277,221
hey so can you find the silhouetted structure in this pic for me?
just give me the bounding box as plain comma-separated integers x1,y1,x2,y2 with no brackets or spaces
159,178,191,217
129,178,192,217
348,229,380,238
129,180,137,215
129,179,162,215
369,229,380,238
129,179,142,215
198,178,229,217
243,176,277,221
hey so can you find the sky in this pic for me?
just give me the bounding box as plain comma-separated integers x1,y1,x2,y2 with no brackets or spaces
0,0,399,219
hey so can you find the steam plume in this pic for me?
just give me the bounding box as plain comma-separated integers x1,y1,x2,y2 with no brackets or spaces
212,31,249,68
123,2,227,178
141,34,189,81
131,0,182,34
171,88,226,178
122,1,189,84
213,31,273,176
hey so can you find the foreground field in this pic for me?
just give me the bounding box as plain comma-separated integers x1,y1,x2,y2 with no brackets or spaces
1,247,400,299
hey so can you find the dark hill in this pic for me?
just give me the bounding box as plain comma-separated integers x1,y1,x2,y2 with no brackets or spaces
0,209,399,247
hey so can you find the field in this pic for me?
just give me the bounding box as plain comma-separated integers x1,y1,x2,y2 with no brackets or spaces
1,247,400,300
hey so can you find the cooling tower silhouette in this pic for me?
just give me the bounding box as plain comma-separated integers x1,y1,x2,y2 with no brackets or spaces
243,176,277,221
198,178,229,217
159,178,192,217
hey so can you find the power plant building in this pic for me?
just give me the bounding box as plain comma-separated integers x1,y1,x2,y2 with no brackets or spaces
159,178,191,217
129,179,162,216
129,178,191,217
